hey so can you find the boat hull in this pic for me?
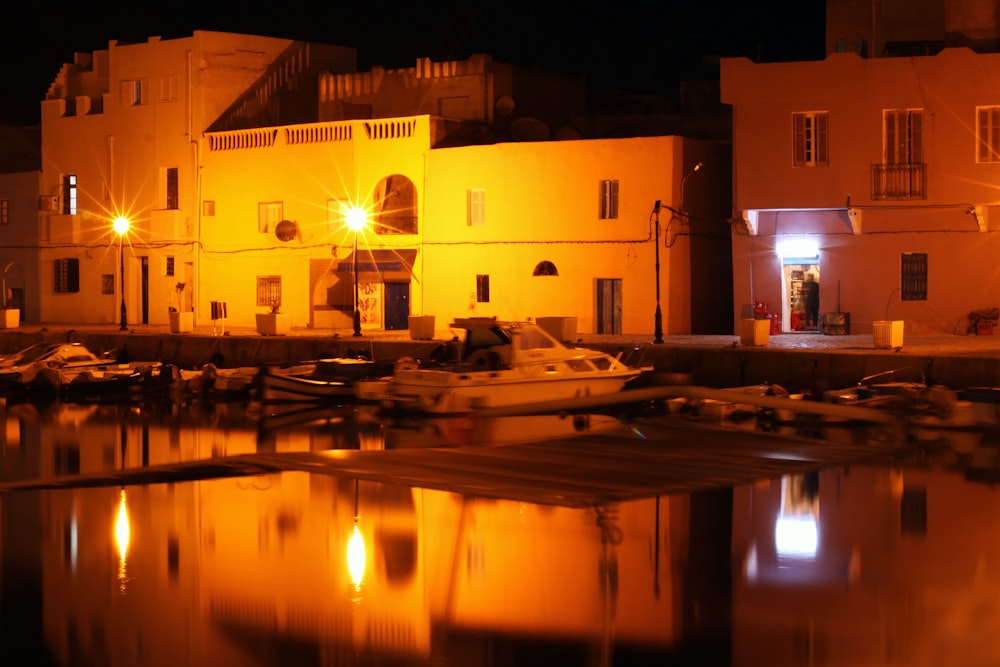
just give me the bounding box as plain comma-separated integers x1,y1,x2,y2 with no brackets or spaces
386,367,640,414
258,368,354,403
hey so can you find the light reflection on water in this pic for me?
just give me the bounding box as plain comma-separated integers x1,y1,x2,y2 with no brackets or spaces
0,400,998,666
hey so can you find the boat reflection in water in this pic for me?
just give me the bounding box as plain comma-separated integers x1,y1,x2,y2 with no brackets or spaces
2,400,999,665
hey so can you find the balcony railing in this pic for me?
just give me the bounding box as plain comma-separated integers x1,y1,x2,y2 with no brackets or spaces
870,163,927,200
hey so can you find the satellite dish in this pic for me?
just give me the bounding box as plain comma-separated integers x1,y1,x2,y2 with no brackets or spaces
274,220,298,242
495,95,515,115
554,126,581,141
509,117,550,142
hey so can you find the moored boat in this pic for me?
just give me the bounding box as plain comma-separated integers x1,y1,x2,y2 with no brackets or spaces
382,317,646,414
257,364,355,403
6,361,177,405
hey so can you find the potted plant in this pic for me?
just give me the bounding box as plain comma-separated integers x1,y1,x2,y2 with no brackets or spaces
256,300,290,336
168,282,194,333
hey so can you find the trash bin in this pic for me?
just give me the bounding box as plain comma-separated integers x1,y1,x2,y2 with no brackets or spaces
873,320,904,348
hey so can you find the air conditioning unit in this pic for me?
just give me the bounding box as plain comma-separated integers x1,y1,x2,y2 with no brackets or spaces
38,195,59,212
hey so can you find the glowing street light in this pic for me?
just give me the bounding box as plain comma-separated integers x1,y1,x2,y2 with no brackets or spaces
345,206,368,337
113,216,130,331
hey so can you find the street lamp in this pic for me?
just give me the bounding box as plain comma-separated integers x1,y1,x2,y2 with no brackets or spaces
113,216,130,331
652,200,665,344
652,161,704,345
345,206,368,337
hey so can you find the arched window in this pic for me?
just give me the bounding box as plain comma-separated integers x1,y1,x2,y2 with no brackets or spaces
373,174,417,234
532,261,559,276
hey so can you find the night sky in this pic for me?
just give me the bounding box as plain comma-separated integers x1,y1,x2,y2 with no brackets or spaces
3,1,824,124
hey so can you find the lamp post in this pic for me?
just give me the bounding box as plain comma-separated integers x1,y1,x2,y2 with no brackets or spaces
652,200,664,344
113,216,130,331
345,207,367,337
652,162,704,344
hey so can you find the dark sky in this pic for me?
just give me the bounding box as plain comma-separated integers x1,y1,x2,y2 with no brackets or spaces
3,1,824,124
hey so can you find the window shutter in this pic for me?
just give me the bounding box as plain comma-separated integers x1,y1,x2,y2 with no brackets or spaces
885,111,898,164
792,114,806,166
909,111,923,164
815,113,828,166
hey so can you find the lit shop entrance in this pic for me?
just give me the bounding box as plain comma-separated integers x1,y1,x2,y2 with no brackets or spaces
777,239,820,333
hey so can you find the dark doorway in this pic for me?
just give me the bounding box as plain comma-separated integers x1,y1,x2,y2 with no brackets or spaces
596,278,622,334
384,282,410,331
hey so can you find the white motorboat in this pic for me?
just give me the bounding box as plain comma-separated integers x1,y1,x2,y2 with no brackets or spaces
382,318,645,414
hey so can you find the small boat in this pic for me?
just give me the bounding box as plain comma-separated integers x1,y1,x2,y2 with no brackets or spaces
382,317,646,414
256,364,355,403
0,342,118,394
176,364,259,402
6,361,177,405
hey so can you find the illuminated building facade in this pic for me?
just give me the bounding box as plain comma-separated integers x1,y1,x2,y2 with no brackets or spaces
722,47,1000,335
33,30,730,335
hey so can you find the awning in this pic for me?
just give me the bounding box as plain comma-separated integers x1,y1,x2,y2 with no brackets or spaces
337,248,416,281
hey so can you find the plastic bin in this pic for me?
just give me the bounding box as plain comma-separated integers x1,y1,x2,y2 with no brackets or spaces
873,320,904,348
740,319,770,346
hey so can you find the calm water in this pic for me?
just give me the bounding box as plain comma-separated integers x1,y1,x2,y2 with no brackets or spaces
0,398,997,667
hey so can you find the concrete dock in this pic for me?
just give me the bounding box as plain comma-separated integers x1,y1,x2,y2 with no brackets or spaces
1,322,999,392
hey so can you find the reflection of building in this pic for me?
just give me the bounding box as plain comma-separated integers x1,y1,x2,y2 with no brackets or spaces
35,31,731,335
23,408,689,663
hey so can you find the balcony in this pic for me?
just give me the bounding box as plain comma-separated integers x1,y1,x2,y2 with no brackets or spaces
870,163,927,200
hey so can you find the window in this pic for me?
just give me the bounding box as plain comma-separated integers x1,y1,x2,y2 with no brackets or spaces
203,201,216,217
0,199,7,224
165,256,175,277
874,110,926,200
258,201,282,234
467,189,485,227
374,174,418,234
901,252,927,301
121,79,148,106
54,258,80,293
160,74,179,103
101,275,114,295
884,109,923,165
62,175,77,215
792,112,829,167
533,261,559,276
977,106,1000,162
257,275,281,309
476,274,490,303
165,168,178,209
599,180,619,219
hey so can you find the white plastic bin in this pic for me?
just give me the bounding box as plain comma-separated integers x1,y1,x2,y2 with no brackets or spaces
873,320,904,348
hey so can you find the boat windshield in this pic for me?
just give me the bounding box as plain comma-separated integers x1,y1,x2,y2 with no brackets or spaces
6,343,56,365
466,327,511,350
515,327,558,351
